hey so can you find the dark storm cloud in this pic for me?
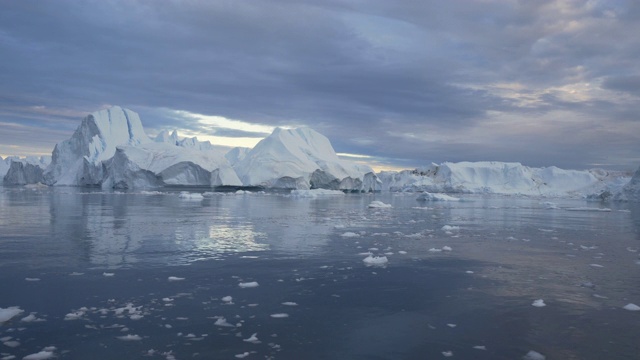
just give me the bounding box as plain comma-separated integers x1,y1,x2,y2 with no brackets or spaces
1,0,639,169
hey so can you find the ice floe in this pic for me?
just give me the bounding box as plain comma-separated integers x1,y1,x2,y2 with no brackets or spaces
0,307,23,323
270,313,289,318
416,192,460,202
238,281,259,288
117,334,143,341
243,333,260,344
368,201,392,208
523,350,546,360
623,303,640,311
532,299,546,307
22,350,56,360
362,255,388,266
178,192,204,200
167,276,185,282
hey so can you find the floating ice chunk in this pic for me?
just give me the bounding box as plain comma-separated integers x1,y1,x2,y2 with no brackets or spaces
235,353,250,359
168,276,185,282
64,310,85,320
25,278,41,282
523,350,546,360
117,334,143,341
442,351,453,357
589,264,604,268
281,302,298,306
22,351,55,360
441,225,460,231
243,333,260,344
214,317,235,327
446,323,456,328
442,246,452,251
270,313,289,318
363,255,388,266
626,247,638,253
623,303,640,311
21,313,43,322
368,201,392,208
532,299,546,307
130,314,144,320
428,248,442,253
473,345,486,350
239,281,259,288
69,272,84,276
0,307,23,323
398,251,408,255
417,193,460,202
289,189,345,198
541,202,559,209
565,207,611,212
340,232,360,238
465,271,474,274
103,272,115,277
222,296,233,303
178,192,204,200
3,340,20,347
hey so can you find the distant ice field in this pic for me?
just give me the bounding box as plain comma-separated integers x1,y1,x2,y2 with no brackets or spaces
0,187,639,359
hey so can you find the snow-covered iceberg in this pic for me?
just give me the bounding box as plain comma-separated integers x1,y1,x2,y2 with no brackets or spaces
102,142,241,189
378,161,625,197
2,156,51,185
233,127,380,191
43,106,151,186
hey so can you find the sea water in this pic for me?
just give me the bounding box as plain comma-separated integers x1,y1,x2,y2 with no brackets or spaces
0,187,639,359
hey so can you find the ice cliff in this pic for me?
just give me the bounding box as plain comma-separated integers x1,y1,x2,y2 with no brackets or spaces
233,127,380,191
609,166,640,201
1,156,51,185
378,161,626,197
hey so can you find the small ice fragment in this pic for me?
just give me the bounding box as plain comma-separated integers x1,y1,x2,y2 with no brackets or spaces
22,351,55,360
69,272,84,276
117,334,143,341
178,192,204,200
362,255,388,266
281,302,298,306
25,278,41,282
441,225,460,231
243,333,260,344
64,310,85,320
214,317,235,327
523,350,546,360
130,314,144,320
235,353,250,359
473,345,486,350
368,201,392,208
532,299,546,307
442,246,452,251
442,351,453,357
446,323,456,328
270,313,289,318
340,232,360,238
238,281,259,288
623,303,640,311
465,271,474,274
0,307,24,323
428,248,442,253
21,313,37,322
222,296,233,303
398,251,407,255
168,276,185,282
3,340,20,348
589,264,604,268
103,272,115,277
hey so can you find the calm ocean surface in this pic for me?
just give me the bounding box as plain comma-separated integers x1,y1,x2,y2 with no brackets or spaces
1,187,639,359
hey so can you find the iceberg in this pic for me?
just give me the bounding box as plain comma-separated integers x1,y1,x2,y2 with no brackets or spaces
2,156,51,185
101,142,241,189
378,161,625,197
233,127,380,191
612,166,640,201
44,106,151,186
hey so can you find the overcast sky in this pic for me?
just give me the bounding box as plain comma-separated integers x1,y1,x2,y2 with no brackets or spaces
1,0,639,171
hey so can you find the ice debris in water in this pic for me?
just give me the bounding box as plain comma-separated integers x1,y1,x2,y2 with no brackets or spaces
243,333,260,344
238,281,259,288
532,299,546,307
167,276,185,282
281,302,298,306
214,317,235,327
117,334,143,341
25,277,41,282
23,350,56,360
341,232,360,238
235,353,250,359
363,255,388,266
103,272,115,277
368,201,392,208
623,303,640,311
222,296,233,303
523,350,546,360
417,192,460,202
442,350,453,357
270,313,289,318
473,345,487,350
441,225,460,231
0,307,23,323
178,192,204,200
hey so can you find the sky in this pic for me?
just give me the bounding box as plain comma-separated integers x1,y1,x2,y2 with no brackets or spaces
1,0,639,171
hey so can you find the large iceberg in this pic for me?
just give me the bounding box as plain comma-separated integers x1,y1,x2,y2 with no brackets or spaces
2,156,51,185
233,127,380,191
611,166,640,201
378,161,625,197
44,106,151,186
102,142,241,189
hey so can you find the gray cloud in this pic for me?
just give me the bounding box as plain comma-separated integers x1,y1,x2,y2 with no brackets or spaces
1,0,639,170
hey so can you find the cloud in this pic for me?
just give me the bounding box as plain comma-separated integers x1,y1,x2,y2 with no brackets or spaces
1,0,639,169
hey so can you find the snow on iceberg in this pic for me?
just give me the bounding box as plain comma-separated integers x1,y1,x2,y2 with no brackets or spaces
233,127,380,191
44,106,151,186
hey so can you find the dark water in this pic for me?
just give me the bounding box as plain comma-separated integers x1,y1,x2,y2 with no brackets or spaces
1,187,639,359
